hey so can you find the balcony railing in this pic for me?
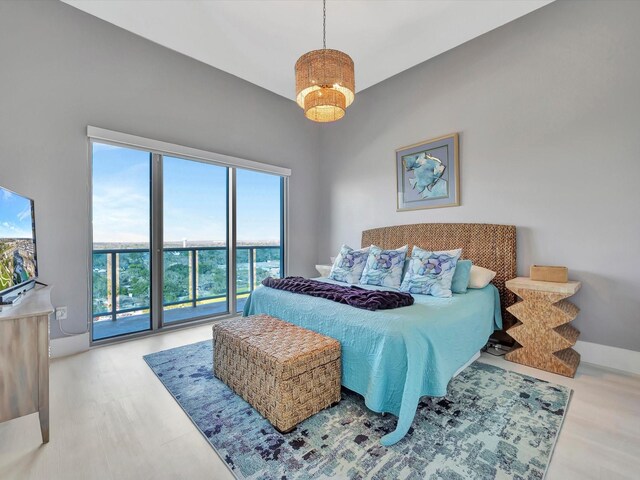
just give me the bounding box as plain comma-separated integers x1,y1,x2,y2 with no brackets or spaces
92,245,281,322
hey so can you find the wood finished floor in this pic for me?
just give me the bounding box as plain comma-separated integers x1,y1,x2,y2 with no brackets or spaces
0,324,638,480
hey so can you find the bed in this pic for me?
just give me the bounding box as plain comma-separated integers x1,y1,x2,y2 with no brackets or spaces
243,223,517,446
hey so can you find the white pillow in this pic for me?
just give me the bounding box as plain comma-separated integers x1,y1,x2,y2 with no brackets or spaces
468,265,496,289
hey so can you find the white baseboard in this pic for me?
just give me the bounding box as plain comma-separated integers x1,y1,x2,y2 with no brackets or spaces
50,332,90,358
47,332,638,375
575,340,640,376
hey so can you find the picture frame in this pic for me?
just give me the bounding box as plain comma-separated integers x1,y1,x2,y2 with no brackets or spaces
396,133,459,211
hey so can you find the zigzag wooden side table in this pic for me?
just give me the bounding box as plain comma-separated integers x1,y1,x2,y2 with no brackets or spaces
504,277,582,377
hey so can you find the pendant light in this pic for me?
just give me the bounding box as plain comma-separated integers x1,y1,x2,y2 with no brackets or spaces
295,0,355,122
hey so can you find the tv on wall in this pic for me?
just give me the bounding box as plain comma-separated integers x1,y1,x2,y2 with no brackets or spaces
0,185,38,303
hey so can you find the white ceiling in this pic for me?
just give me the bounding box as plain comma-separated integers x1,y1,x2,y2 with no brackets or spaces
62,0,553,101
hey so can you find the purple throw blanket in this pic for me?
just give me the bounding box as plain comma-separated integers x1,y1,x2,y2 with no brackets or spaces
261,276,414,311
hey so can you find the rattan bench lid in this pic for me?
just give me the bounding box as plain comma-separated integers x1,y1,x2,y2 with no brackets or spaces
212,315,341,380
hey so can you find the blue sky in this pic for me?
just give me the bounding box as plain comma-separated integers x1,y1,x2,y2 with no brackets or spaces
0,187,34,239
92,143,282,244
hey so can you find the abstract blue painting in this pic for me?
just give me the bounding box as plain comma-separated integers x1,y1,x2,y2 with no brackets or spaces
396,133,459,210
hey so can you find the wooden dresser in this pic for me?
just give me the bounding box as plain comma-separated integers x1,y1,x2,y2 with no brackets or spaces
0,286,53,443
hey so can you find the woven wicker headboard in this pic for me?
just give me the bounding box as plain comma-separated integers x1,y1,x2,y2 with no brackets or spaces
362,223,517,335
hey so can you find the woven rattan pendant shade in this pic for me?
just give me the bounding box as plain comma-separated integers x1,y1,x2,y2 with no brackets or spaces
294,1,355,123
304,88,346,122
295,49,354,122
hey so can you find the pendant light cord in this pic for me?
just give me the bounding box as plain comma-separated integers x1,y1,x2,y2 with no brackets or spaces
323,0,326,49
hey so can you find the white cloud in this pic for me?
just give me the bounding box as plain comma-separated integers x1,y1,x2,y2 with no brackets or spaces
92,184,150,243
17,206,31,222
93,143,122,152
0,221,31,238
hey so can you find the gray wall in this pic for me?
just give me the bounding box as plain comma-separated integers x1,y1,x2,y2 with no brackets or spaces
0,1,320,339
2,1,638,351
317,0,640,351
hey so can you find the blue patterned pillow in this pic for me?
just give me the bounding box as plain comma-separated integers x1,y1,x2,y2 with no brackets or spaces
400,247,462,298
328,245,370,284
359,245,408,289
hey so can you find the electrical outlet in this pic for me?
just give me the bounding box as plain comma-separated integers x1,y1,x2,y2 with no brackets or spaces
55,306,68,321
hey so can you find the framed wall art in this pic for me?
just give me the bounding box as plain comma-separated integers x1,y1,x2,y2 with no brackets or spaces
396,133,459,211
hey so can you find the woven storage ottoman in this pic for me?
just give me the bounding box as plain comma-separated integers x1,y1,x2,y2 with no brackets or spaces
212,314,341,433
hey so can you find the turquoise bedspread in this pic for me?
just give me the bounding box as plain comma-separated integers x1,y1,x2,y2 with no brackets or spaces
243,278,502,446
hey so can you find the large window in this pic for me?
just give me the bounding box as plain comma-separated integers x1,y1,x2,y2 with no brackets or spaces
90,132,287,342
236,169,284,312
92,144,152,340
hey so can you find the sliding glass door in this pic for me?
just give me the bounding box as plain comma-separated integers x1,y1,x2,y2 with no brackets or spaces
162,156,228,323
235,169,284,313
91,140,286,342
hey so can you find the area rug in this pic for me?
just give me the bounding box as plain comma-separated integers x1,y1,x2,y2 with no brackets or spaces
144,341,571,480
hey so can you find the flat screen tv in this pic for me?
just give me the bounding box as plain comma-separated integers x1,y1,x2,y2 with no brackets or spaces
0,185,38,302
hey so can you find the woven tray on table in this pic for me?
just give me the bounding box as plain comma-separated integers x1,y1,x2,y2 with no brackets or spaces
212,314,341,433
